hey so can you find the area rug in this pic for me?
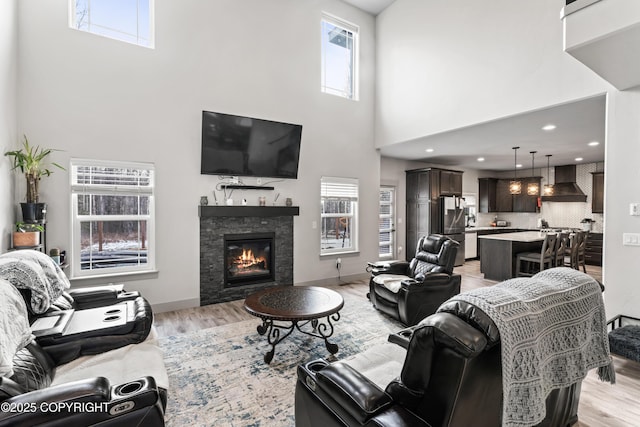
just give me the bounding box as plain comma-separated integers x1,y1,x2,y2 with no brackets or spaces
158,287,404,426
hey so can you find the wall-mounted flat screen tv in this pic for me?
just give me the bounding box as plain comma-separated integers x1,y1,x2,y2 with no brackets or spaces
201,111,303,179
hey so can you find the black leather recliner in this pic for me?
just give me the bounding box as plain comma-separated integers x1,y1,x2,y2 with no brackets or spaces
368,234,461,326
295,300,582,427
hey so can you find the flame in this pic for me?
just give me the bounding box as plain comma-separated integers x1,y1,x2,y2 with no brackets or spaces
235,248,266,269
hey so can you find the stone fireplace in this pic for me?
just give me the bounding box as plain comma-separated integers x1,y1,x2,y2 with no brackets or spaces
199,205,299,305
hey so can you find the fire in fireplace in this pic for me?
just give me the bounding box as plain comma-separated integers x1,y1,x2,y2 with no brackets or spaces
224,233,275,287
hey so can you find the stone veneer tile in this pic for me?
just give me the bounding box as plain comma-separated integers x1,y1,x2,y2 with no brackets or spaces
200,215,294,305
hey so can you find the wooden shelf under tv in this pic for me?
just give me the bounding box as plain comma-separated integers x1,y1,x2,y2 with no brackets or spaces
220,185,275,190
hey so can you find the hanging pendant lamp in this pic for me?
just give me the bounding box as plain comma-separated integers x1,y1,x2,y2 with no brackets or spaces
543,154,554,196
527,151,539,195
509,146,521,195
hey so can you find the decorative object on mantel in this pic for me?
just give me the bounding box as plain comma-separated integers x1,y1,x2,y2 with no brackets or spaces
544,154,554,196
509,146,522,195
259,196,266,206
273,193,280,206
527,151,539,195
200,196,209,206
285,198,293,207
4,135,64,223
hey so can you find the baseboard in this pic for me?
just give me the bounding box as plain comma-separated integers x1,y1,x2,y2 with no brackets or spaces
295,272,370,287
153,297,200,313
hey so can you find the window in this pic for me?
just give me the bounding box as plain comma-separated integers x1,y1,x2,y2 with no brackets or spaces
379,187,395,258
70,159,155,278
321,13,358,100
70,0,154,48
321,177,358,255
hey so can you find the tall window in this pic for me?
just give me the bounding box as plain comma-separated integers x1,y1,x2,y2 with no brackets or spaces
321,177,358,255
70,0,154,48
321,13,358,100
70,159,155,278
379,187,395,258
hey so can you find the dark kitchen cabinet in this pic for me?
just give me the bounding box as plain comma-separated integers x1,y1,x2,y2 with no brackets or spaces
440,170,463,196
478,178,498,213
592,172,604,213
585,232,603,266
495,179,513,212
513,177,541,213
406,168,463,262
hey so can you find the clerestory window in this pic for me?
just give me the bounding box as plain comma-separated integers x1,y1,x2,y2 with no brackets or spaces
321,13,359,100
70,0,154,48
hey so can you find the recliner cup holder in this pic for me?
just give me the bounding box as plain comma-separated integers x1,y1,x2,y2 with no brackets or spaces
116,380,145,395
104,315,121,322
105,309,122,315
306,360,327,373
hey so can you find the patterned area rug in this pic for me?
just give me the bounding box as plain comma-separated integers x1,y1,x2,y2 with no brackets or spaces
159,287,403,426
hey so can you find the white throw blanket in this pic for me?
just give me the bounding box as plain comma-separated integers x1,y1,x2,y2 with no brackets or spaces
0,279,35,377
439,267,615,427
0,250,70,314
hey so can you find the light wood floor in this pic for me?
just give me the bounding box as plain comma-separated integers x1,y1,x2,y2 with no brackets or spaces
154,261,638,427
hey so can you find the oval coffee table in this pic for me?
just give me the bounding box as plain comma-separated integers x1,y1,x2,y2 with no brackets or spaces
244,286,344,364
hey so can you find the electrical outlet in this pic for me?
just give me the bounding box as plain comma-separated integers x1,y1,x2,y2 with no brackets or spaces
256,178,262,185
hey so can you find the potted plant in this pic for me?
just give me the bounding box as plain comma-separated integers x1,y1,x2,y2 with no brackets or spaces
12,222,45,248
4,135,64,222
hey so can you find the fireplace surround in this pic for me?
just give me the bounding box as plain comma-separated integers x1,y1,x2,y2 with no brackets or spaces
199,206,299,305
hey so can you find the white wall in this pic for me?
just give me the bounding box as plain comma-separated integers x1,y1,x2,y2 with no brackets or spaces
377,0,640,319
17,0,378,310
0,0,18,250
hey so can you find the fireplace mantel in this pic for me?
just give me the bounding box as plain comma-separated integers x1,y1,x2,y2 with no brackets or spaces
199,205,300,218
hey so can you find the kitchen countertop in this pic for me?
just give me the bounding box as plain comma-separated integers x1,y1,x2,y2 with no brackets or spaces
465,227,522,233
477,231,547,242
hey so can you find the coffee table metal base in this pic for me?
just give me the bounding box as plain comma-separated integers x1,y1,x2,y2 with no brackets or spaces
256,313,341,364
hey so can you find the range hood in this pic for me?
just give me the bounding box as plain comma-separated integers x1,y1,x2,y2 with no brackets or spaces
540,165,587,203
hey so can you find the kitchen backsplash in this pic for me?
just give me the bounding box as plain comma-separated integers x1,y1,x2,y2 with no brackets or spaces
476,163,604,232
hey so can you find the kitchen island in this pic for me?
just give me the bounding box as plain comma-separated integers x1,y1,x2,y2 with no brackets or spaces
478,231,546,281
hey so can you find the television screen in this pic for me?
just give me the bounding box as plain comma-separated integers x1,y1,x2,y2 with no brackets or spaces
201,111,302,179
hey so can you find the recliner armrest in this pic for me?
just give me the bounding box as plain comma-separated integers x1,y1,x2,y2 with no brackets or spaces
315,362,392,424
69,286,140,309
0,376,163,427
400,272,456,288
371,261,410,276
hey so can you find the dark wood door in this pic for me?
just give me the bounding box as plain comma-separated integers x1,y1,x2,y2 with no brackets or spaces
513,178,541,212
440,170,463,196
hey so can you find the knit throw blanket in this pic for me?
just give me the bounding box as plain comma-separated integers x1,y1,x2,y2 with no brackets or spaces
440,267,615,427
0,250,70,314
0,279,34,377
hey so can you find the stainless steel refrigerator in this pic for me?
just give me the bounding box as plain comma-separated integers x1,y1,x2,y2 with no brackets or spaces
440,195,466,266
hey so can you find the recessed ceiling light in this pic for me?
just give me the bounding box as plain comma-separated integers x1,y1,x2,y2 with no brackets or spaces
425,148,434,153
516,164,523,168
588,141,600,146
542,124,557,131
477,157,485,162
575,157,583,161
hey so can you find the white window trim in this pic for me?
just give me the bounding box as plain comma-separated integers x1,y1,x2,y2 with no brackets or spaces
320,176,359,256
70,158,156,279
321,12,359,101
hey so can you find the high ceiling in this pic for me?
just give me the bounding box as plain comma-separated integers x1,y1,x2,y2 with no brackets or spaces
379,95,606,171
341,0,396,15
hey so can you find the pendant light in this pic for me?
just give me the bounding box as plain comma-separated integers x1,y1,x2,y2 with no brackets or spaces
527,151,539,195
509,146,521,195
543,154,554,196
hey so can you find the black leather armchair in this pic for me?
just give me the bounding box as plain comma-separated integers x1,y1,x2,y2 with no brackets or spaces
295,303,582,427
368,234,461,326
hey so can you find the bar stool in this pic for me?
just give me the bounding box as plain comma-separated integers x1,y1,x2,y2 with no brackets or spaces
553,233,569,267
516,233,557,277
575,231,587,273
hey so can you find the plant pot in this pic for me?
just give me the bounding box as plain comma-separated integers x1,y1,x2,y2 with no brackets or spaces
20,202,37,223
12,231,40,248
